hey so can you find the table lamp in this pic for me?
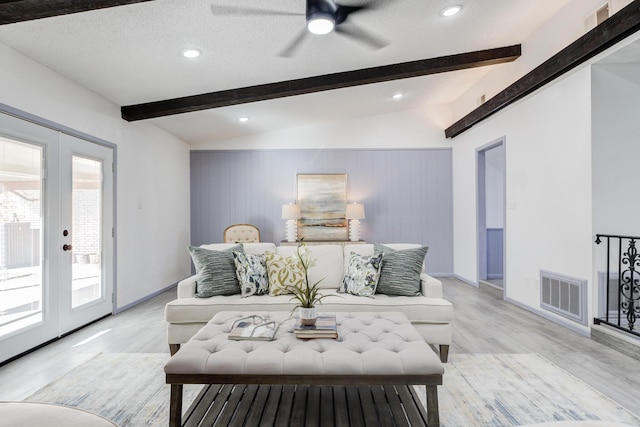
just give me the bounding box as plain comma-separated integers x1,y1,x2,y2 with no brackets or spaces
346,203,365,242
281,203,301,242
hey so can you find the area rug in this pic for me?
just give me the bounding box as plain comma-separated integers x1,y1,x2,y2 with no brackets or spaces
26,353,640,426
417,353,640,426
25,353,200,426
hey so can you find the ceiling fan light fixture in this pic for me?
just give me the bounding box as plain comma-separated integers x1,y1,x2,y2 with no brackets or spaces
441,5,462,17
307,13,335,35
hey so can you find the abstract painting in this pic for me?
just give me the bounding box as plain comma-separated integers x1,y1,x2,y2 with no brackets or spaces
296,173,347,241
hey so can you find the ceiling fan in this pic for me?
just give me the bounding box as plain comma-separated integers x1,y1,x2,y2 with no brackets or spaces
210,0,390,57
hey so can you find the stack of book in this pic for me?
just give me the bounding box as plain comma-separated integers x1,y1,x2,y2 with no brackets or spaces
228,315,278,341
294,314,338,339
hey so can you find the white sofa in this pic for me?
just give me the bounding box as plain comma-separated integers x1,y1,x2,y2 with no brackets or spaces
165,242,453,361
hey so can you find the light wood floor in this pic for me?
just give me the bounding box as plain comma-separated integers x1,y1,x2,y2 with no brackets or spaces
1,277,639,417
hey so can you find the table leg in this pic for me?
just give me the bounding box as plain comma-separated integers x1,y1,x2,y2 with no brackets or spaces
439,345,450,363
170,384,183,427
169,344,180,356
426,385,439,427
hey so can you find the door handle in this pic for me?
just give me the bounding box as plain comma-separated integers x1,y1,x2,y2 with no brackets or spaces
63,244,73,251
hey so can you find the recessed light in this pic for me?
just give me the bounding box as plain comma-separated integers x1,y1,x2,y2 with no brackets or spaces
441,5,462,17
238,117,249,123
182,49,201,59
392,93,404,100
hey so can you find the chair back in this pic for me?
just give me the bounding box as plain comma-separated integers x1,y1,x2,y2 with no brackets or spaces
223,224,260,243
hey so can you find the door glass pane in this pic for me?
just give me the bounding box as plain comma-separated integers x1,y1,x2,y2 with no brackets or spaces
71,156,102,308
0,137,43,337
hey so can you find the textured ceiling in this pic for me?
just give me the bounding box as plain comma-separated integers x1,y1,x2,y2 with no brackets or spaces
0,0,580,144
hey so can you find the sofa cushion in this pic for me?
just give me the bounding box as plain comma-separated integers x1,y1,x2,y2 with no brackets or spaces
265,251,304,295
188,244,243,297
276,244,344,289
319,291,453,324
340,252,384,297
374,243,428,296
232,252,269,298
164,289,452,325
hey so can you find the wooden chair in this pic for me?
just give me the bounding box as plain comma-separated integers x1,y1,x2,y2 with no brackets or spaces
223,224,260,243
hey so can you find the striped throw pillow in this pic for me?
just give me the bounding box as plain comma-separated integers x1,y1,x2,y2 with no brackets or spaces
374,243,428,296
189,244,243,297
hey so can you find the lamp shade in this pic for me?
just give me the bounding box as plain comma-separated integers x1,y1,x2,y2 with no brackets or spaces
346,203,365,220
281,203,301,220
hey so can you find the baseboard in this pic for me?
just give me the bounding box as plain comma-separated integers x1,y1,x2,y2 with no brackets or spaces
452,274,479,287
479,280,504,297
428,272,455,278
591,324,640,362
504,296,590,337
115,282,177,313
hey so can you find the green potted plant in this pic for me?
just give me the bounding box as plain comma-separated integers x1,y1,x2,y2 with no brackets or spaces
288,241,327,325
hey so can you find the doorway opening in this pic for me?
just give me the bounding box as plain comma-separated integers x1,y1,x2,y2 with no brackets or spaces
0,111,115,364
477,139,505,292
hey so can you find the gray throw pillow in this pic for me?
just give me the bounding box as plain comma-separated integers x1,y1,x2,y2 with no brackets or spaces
189,244,243,297
374,243,428,296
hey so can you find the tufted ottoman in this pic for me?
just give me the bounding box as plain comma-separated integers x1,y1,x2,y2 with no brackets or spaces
165,311,444,426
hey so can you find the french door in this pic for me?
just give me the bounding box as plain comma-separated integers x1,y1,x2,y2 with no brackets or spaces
0,113,114,364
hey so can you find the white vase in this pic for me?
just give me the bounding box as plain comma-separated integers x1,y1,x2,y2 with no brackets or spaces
299,307,317,326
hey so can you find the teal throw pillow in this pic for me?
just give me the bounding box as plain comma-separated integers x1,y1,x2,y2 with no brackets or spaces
374,244,428,296
189,244,243,297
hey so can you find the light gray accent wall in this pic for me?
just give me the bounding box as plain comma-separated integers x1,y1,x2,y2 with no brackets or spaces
487,228,504,279
190,148,453,274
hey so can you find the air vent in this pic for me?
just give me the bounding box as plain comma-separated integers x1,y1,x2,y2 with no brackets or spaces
585,3,610,32
540,270,588,325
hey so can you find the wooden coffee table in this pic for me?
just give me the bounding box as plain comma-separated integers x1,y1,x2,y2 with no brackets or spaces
165,311,444,426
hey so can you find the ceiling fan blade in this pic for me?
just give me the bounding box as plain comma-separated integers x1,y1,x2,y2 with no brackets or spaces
334,22,390,50
278,27,310,58
211,4,303,17
334,5,366,25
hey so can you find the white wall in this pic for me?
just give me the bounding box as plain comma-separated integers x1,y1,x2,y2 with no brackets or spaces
452,67,594,332
591,62,640,316
447,0,640,333
191,105,451,150
452,0,634,122
592,63,640,237
0,41,191,309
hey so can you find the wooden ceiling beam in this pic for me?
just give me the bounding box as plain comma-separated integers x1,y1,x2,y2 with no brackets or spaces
121,45,521,122
0,0,154,25
445,0,640,139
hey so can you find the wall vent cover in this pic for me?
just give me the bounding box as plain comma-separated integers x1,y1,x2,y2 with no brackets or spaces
585,3,610,32
540,270,588,325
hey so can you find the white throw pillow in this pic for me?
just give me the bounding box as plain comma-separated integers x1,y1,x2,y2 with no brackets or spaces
340,252,384,297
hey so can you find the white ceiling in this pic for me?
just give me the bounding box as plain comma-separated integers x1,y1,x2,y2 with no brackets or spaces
0,0,585,144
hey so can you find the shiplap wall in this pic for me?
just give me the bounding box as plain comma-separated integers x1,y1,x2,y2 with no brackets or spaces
190,148,453,274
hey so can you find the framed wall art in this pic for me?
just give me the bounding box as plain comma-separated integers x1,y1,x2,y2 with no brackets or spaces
296,173,348,241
